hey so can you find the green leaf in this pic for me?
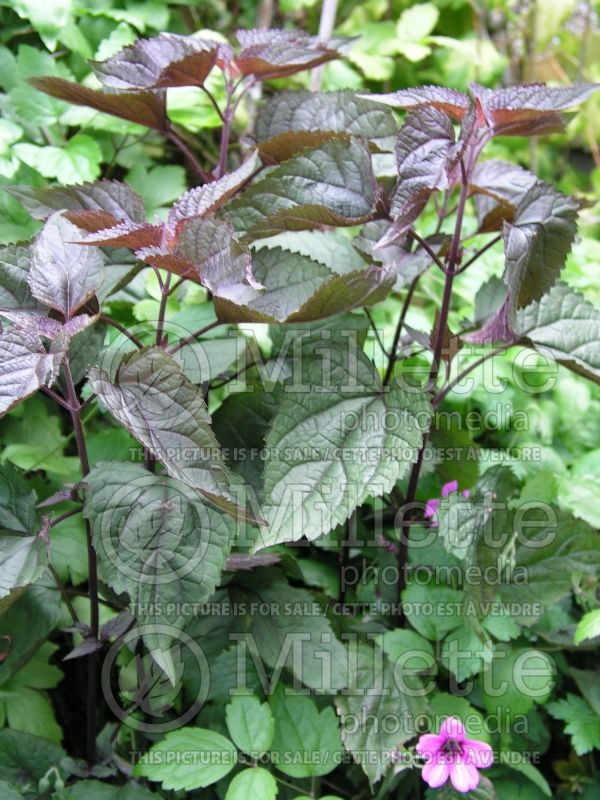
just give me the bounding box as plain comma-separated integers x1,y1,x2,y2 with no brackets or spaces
2,685,61,742
14,134,102,184
133,727,237,790
0,462,37,533
67,779,160,799
507,761,551,797
400,583,463,641
269,687,342,778
547,694,600,755
397,3,439,45
0,243,40,312
227,139,377,240
225,767,277,800
10,0,73,50
0,781,23,800
258,345,430,547
0,729,65,787
0,528,49,608
225,694,275,756
88,348,250,522
255,231,368,275
335,643,426,786
517,282,600,385
214,247,394,323
0,328,60,418
84,461,234,679
127,164,187,215
574,609,600,645
483,644,555,716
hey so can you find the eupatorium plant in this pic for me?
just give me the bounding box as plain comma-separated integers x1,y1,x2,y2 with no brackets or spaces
0,25,599,800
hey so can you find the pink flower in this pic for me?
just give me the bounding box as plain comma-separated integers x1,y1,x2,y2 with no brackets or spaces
416,717,493,793
424,481,470,527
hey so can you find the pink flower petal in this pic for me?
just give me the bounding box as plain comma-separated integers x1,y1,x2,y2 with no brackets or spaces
462,489,470,498
463,739,494,768
439,716,466,740
422,759,451,788
424,498,439,519
415,733,444,756
441,480,458,497
449,761,480,792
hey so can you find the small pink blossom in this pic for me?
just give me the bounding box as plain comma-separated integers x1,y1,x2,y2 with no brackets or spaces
424,481,470,527
416,717,493,793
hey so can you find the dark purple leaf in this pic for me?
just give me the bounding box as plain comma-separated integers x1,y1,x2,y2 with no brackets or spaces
463,296,515,345
225,552,281,570
28,77,167,131
37,484,84,509
90,33,220,90
0,328,60,417
470,81,599,136
362,85,471,120
80,221,163,250
100,611,134,640
6,180,146,225
63,638,104,661
469,160,538,232
234,29,350,79
29,214,104,318
0,243,42,312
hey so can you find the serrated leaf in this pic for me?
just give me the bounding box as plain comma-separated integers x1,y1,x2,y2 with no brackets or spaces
255,231,367,274
516,282,600,385
0,328,59,418
7,179,146,225
502,182,578,311
224,768,277,800
66,779,159,800
29,213,103,318
84,462,234,667
0,730,65,787
469,160,538,232
574,609,600,645
362,85,470,119
0,243,41,312
133,727,236,790
13,134,102,185
269,686,342,778
0,530,49,605
471,81,599,136
257,345,430,547
335,643,426,786
234,29,349,79
0,464,37,534
29,77,167,131
225,694,274,756
214,247,393,324
88,348,248,522
227,138,377,239
547,694,600,755
255,90,397,149
90,33,219,90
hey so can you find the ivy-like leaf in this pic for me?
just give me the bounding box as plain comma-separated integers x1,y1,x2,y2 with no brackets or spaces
88,348,251,522
28,78,167,131
227,138,378,240
213,247,394,323
256,344,430,548
255,90,397,153
90,34,220,90
470,81,599,136
516,282,600,385
234,29,349,79
361,85,471,119
29,213,103,318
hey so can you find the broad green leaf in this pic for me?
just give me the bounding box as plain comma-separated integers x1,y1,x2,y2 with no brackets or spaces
227,139,377,239
335,643,426,786
134,727,237,790
127,164,186,215
67,779,159,799
84,461,234,679
2,685,61,742
483,644,555,716
396,3,439,42
258,345,430,547
214,247,394,324
507,762,552,797
0,529,49,607
547,694,600,755
401,583,463,641
574,609,600,645
29,213,103,318
225,694,275,756
255,90,397,150
269,687,342,778
517,282,600,385
225,768,277,800
0,729,65,787
88,348,249,521
498,513,600,625
14,134,102,184
381,629,434,660
10,0,72,50
0,782,22,800
0,463,37,534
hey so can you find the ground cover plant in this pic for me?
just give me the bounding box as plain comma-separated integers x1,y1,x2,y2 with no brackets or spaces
0,2,600,799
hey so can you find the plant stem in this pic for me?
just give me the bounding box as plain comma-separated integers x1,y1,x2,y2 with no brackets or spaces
100,314,143,348
50,507,84,527
383,274,421,386
216,84,235,179
168,320,223,353
454,234,502,276
155,273,172,347
410,232,447,274
433,345,511,408
48,564,80,625
395,161,471,608
62,360,99,765
166,127,212,182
